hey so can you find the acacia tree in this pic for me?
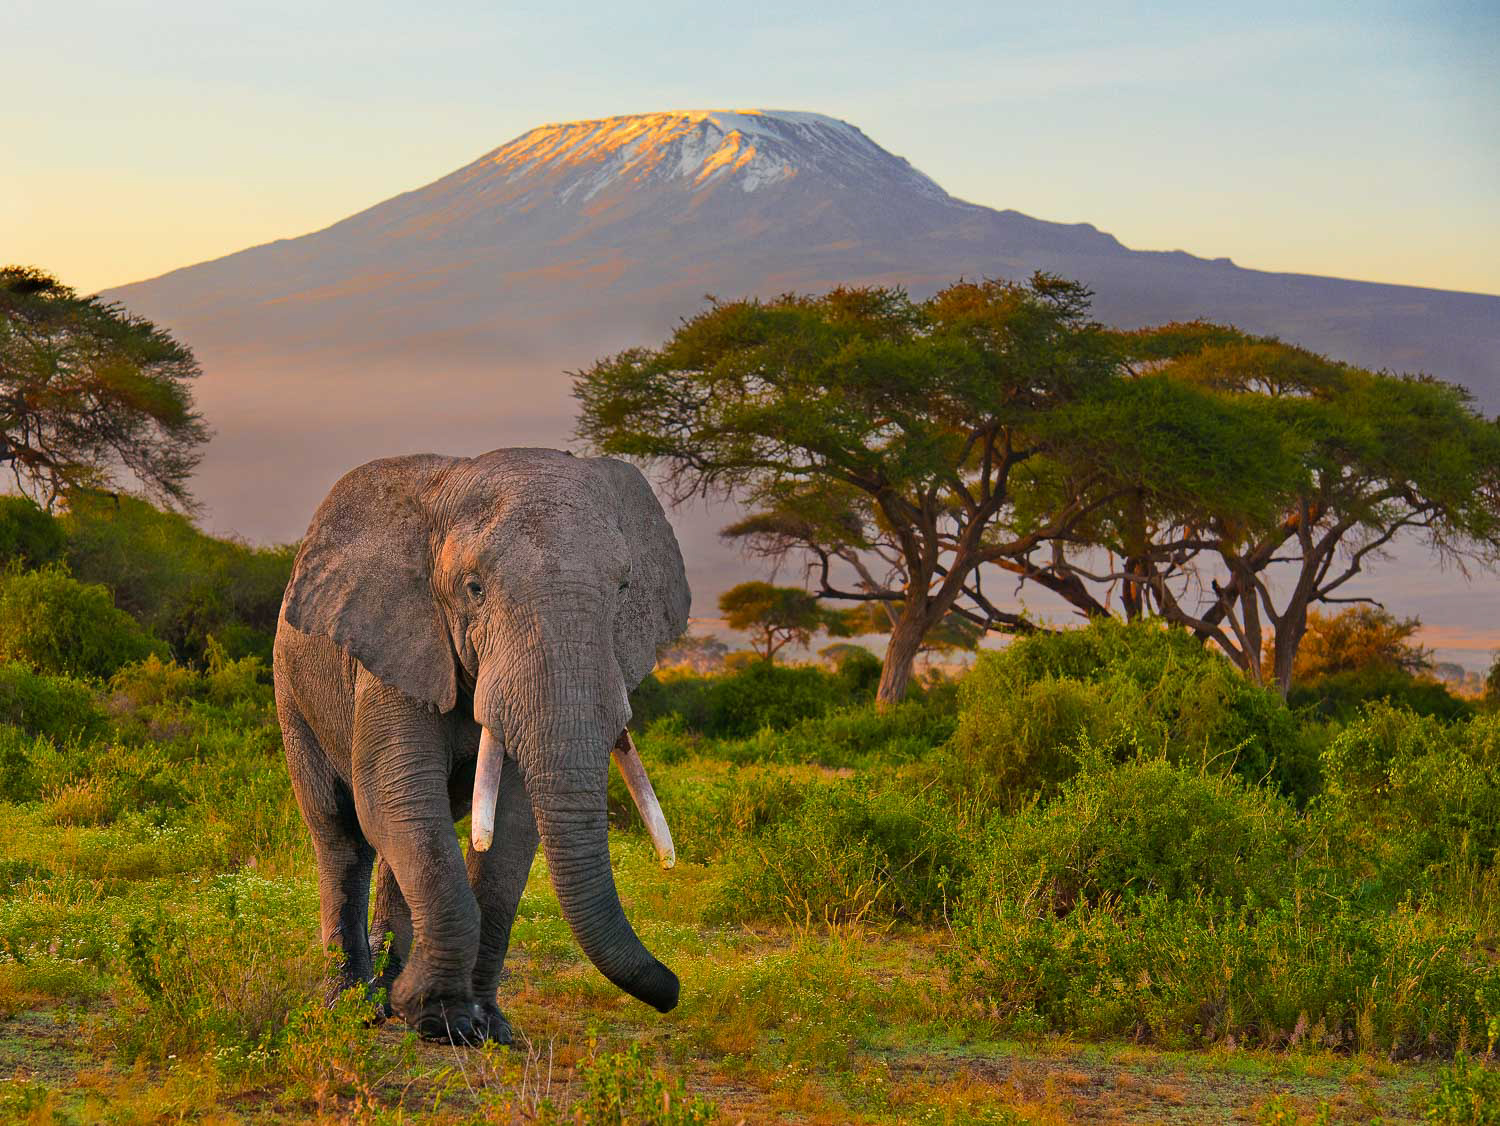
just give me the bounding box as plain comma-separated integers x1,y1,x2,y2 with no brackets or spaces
718,581,830,662
575,276,1126,704
1008,327,1500,695
0,266,209,510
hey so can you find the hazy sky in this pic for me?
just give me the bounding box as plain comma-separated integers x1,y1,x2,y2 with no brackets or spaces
4,1,1497,296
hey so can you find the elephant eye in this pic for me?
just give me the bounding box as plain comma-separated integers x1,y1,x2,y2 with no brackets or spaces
619,578,630,593
465,578,485,603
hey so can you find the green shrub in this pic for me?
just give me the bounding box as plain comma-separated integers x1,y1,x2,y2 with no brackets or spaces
632,660,895,739
1426,1054,1500,1124
112,873,321,1062
204,637,273,708
1291,665,1473,723
710,778,968,924
569,1042,717,1124
704,660,836,736
0,660,104,742
825,644,883,698
0,565,166,678
950,619,1311,805
1315,706,1500,904
967,756,1304,915
0,496,65,568
109,653,203,708
61,494,293,665
954,892,1500,1053
712,698,957,768
610,758,811,865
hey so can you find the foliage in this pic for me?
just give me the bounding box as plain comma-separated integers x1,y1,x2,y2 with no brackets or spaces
1050,331,1500,696
0,265,209,509
711,777,969,924
717,580,833,661
577,275,1130,703
1314,705,1500,905
966,755,1304,914
1288,606,1432,681
0,564,166,678
62,493,295,664
947,618,1311,804
1426,1055,1500,1124
115,876,322,1063
0,494,65,567
571,1042,718,1124
631,658,884,739
1289,663,1472,722
954,891,1499,1053
0,659,104,743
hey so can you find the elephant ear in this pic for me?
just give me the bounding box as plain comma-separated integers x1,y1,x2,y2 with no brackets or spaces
283,454,459,712
591,458,691,688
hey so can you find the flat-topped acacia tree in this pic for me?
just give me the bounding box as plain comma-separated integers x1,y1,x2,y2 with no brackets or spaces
0,266,208,511
1006,325,1500,695
575,275,1143,704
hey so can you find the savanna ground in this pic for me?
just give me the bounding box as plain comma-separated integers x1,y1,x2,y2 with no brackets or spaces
2,592,1499,1124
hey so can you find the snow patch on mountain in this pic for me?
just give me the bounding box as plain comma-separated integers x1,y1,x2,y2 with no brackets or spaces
479,109,949,202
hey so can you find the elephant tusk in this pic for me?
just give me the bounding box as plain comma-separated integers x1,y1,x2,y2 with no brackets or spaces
471,726,504,852
612,730,675,870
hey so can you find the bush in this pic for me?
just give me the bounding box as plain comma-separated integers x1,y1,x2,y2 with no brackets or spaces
710,778,969,924
112,874,321,1063
0,496,64,568
711,698,957,769
1426,1054,1500,1124
569,1042,718,1124
1291,665,1472,723
950,619,1311,805
1315,706,1500,904
954,892,1500,1053
0,565,166,679
61,494,294,665
0,661,104,742
966,756,1304,915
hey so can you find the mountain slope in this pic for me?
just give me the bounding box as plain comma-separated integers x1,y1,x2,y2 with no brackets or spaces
100,109,1500,662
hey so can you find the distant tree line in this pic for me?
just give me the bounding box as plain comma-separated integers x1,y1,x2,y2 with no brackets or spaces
576,274,1500,705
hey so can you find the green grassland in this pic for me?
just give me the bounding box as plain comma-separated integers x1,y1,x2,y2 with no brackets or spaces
1,606,1498,1123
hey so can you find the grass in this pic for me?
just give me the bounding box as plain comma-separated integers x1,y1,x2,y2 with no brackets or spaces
0,634,1496,1122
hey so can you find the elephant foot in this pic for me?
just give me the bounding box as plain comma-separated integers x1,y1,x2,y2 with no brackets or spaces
474,998,514,1046
406,998,484,1044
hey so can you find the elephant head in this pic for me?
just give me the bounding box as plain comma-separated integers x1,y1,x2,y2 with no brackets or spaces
281,447,689,1012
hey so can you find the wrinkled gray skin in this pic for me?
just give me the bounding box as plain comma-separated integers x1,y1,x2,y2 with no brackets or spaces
272,448,690,1045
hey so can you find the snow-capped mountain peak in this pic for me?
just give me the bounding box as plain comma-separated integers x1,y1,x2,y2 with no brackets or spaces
465,108,950,203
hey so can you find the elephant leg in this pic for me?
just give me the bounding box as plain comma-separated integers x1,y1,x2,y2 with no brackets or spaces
278,702,376,996
350,676,481,1044
465,757,540,1044
368,858,412,1015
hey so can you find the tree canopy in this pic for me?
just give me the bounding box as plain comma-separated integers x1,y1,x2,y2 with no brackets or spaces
718,581,834,662
578,275,1130,702
576,276,1500,702
0,266,209,510
1016,324,1500,694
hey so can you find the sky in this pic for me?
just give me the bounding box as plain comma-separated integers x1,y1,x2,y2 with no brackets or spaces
4,1,1498,297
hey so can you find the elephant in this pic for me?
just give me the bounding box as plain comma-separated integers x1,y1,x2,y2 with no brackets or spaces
271,446,689,1044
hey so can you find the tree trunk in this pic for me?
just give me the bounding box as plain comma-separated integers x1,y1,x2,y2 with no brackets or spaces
1271,614,1307,699
876,605,931,708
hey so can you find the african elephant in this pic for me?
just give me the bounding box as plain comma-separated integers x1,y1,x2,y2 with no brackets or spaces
272,447,689,1044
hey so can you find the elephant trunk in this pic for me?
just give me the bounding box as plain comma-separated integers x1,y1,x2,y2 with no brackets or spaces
482,635,678,1013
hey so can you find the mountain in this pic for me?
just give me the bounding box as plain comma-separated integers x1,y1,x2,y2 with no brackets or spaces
102,109,1500,662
